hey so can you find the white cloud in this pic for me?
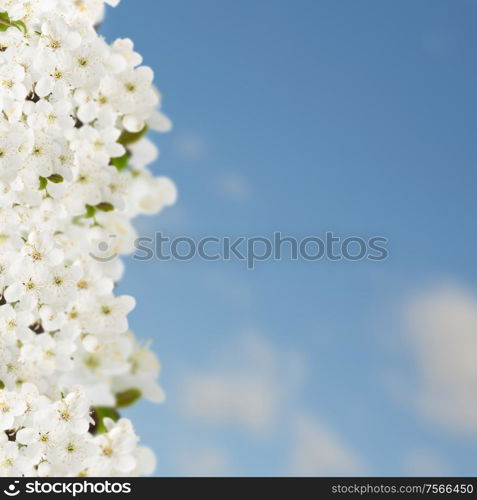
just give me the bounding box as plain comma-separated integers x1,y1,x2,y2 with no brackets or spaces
405,284,477,435
204,268,255,306
180,333,365,476
403,449,449,477
215,172,252,202
172,133,206,160
134,205,191,235
182,373,279,431
177,448,232,477
180,334,302,432
422,30,458,60
289,414,364,476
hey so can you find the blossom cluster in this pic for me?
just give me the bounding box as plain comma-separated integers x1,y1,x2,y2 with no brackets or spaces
0,0,176,476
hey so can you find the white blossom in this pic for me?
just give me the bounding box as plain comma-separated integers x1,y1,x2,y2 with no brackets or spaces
0,0,174,477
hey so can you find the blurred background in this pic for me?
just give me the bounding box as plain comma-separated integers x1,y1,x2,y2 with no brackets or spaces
104,0,477,476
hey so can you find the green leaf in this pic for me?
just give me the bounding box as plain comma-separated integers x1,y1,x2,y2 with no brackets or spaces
48,173,64,184
0,12,27,33
38,176,47,190
111,151,131,172
0,13,11,33
118,126,148,146
115,388,142,409
0,381,5,390
92,407,120,434
13,20,27,33
85,205,96,218
96,202,114,212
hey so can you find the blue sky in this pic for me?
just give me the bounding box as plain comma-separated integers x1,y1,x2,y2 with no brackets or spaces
103,0,477,476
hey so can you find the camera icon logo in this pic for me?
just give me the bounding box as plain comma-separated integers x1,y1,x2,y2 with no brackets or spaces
89,235,118,263
4,481,20,497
